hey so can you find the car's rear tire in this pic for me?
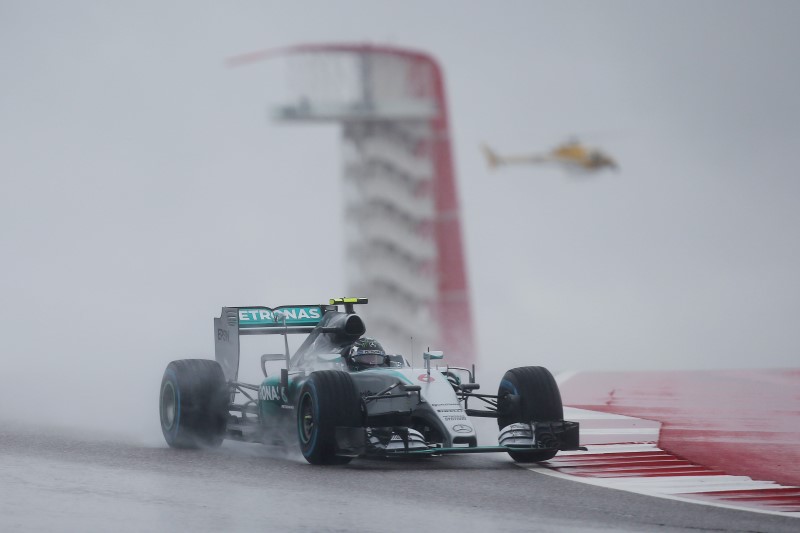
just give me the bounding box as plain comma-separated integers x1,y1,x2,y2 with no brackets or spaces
296,370,362,465
160,359,229,449
497,366,563,462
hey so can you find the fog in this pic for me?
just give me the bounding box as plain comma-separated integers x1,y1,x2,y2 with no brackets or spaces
2,1,799,440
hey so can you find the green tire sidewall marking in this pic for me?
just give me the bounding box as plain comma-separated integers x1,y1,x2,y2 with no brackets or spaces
298,390,314,445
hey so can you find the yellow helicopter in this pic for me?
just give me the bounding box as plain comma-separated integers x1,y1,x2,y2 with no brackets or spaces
482,139,618,173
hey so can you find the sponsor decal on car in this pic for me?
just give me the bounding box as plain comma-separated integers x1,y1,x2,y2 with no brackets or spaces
238,307,322,327
452,424,472,433
259,384,289,403
418,374,435,383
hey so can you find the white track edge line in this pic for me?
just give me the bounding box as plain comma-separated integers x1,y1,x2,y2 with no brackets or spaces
523,464,800,518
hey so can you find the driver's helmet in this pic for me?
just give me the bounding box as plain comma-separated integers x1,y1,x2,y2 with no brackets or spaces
347,337,387,368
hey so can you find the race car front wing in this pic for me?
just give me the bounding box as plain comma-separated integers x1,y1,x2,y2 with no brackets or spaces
334,419,582,458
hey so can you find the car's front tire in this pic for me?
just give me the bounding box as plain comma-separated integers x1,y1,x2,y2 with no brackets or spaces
296,370,361,465
497,366,564,462
160,359,229,449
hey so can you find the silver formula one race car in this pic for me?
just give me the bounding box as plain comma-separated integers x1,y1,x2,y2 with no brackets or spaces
158,298,581,464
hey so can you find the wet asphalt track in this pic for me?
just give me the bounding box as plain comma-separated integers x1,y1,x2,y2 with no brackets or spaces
1,422,797,533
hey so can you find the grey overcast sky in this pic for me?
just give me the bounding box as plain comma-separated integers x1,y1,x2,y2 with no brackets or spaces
2,1,799,437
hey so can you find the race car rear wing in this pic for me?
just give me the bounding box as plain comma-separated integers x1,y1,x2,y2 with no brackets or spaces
215,305,333,381
214,299,368,381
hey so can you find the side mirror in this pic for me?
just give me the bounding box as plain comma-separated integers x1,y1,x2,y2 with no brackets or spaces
423,350,444,376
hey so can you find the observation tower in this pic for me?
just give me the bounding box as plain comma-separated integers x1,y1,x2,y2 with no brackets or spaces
230,44,474,366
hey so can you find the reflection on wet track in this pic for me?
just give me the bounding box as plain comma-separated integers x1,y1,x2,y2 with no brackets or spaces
1,422,797,532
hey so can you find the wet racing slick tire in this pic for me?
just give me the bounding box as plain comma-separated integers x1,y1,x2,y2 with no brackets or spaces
497,366,564,463
160,359,229,449
296,370,362,465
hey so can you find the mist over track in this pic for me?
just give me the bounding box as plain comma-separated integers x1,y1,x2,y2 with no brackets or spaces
2,423,797,532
